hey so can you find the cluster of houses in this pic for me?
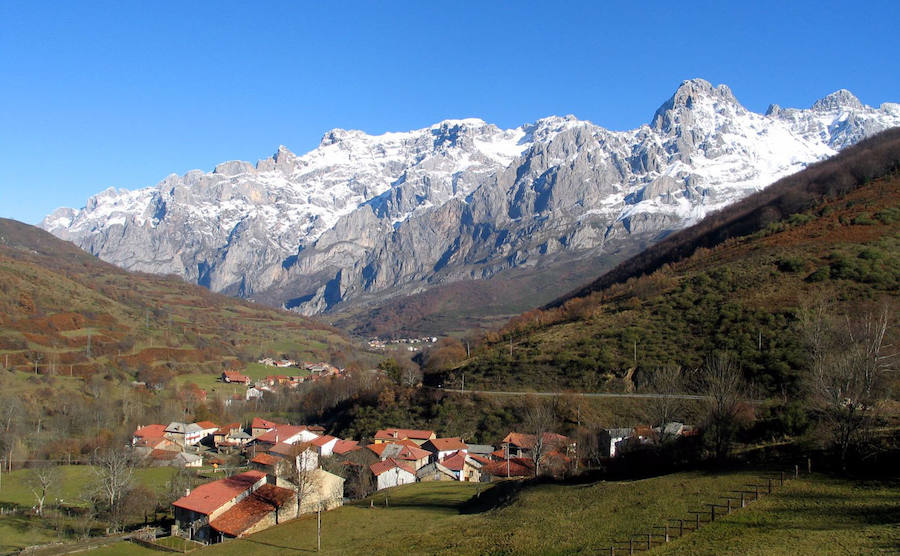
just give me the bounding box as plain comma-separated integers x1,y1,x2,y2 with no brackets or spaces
366,336,438,352
133,415,691,544
219,363,347,403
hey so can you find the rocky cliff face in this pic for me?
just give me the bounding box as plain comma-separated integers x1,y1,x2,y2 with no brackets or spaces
41,79,900,315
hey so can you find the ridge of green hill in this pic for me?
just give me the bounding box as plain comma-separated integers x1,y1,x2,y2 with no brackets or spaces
0,219,364,383
441,130,900,393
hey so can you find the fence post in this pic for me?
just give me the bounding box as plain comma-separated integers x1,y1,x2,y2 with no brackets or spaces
629,538,633,555
679,519,684,536
696,513,700,530
780,471,784,486
768,478,772,494
610,546,614,556
710,505,715,522
665,523,669,543
808,458,812,474
794,464,798,479
647,533,651,550
755,485,759,500
727,498,732,513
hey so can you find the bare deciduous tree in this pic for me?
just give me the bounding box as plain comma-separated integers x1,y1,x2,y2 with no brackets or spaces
277,443,322,517
523,398,557,477
90,447,135,530
641,364,685,428
698,352,747,461
29,462,59,517
801,302,895,469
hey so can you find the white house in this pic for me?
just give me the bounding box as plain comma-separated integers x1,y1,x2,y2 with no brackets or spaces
370,458,416,490
310,435,338,457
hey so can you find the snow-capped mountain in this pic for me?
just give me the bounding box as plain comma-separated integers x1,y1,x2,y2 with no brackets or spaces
41,79,900,315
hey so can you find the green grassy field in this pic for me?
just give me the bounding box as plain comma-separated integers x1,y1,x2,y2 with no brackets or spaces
78,471,900,555
657,475,900,555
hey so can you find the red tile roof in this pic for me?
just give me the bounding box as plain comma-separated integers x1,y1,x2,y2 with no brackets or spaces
369,457,415,477
469,454,493,466
502,432,571,450
134,424,167,439
332,439,360,455
482,457,534,478
251,417,281,430
208,483,294,537
195,421,218,430
173,471,266,515
367,443,387,457
440,451,467,471
310,434,337,447
427,437,467,452
250,453,280,466
223,370,250,383
215,423,242,435
374,428,435,441
149,449,179,461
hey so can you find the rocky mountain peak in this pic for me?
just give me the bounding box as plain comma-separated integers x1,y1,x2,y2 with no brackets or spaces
812,89,863,112
651,78,742,133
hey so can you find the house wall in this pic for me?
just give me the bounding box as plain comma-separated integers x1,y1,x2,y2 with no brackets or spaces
376,468,415,490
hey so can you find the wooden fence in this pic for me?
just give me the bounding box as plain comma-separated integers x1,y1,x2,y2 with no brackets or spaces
603,466,802,554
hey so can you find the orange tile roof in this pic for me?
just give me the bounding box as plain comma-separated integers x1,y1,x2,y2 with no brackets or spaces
427,437,467,452
370,457,415,477
134,424,167,438
173,471,266,515
469,454,493,466
208,483,294,537
195,421,218,430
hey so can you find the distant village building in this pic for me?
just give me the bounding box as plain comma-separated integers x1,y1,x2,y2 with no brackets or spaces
222,370,251,384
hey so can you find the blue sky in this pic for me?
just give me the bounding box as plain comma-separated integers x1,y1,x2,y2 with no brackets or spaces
1,1,898,224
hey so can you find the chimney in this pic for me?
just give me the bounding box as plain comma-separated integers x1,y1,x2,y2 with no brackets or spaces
185,488,191,496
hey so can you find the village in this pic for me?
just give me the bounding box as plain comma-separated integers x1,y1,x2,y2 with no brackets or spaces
131,384,695,545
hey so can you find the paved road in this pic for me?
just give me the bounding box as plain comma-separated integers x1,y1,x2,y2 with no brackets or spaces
430,387,711,401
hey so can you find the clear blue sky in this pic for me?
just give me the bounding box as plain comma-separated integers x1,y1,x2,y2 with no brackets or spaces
1,1,898,224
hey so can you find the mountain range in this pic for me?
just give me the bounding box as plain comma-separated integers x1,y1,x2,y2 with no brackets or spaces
41,79,900,329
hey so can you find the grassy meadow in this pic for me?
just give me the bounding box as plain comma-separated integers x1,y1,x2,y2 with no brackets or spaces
0,465,176,554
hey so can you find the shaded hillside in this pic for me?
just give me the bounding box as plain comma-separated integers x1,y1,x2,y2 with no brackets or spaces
442,134,900,392
0,219,360,381
329,251,638,338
